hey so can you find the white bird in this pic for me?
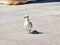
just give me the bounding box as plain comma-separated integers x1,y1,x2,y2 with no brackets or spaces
24,15,32,33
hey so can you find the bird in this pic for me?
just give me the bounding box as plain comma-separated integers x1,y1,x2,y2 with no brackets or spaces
24,15,33,33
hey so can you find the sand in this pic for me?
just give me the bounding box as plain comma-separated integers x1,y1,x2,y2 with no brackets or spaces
0,2,60,45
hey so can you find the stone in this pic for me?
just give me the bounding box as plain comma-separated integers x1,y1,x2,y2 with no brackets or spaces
0,0,28,5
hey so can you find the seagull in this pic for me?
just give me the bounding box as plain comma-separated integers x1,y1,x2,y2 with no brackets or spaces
24,15,33,33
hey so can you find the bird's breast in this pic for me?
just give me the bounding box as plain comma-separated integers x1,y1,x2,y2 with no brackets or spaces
24,21,28,27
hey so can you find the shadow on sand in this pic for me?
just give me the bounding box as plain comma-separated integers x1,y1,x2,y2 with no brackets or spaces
30,30,43,34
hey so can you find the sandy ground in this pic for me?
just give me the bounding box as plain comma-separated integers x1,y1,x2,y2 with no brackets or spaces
0,2,60,45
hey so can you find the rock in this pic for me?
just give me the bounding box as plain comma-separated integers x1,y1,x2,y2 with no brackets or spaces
0,0,28,5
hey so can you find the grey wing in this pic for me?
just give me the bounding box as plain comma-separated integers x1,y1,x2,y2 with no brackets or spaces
29,21,33,27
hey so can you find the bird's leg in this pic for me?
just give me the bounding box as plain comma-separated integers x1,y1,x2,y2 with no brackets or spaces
29,29,31,33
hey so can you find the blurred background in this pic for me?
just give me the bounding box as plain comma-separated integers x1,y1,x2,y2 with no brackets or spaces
28,0,60,3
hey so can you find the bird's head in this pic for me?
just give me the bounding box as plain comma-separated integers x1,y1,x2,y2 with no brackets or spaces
24,15,29,18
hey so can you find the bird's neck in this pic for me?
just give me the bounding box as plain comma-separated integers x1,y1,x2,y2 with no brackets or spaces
25,18,29,22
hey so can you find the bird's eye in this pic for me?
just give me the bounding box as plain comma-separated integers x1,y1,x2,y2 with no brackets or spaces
27,16,29,17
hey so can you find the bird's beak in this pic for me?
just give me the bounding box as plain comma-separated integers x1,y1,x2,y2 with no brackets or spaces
24,16,28,18
24,17,26,18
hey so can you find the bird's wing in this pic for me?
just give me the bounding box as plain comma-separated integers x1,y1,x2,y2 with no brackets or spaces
29,21,33,27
